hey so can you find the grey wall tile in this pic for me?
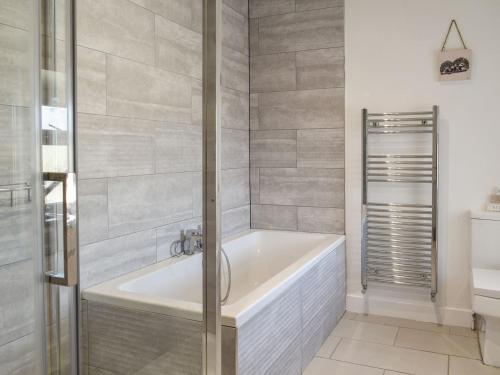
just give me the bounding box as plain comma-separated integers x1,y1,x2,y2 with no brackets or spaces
192,172,202,217
297,128,344,168
191,0,203,33
0,0,31,30
80,230,157,289
296,47,344,90
77,0,155,64
0,203,33,266
156,217,202,261
296,0,344,11
191,78,202,126
87,301,202,374
155,15,202,79
250,130,297,168
222,128,249,170
107,55,192,123
107,173,193,237
77,113,156,179
78,179,109,246
250,93,259,130
249,0,295,18
222,87,249,130
222,168,250,211
259,7,344,54
155,123,202,173
222,4,249,56
129,0,193,31
249,18,259,56
0,333,36,375
0,260,35,346
0,24,30,107
298,206,345,233
250,168,260,204
76,46,106,115
222,46,249,93
259,168,344,207
250,53,296,93
258,88,344,130
251,204,298,230
224,0,249,17
222,205,250,237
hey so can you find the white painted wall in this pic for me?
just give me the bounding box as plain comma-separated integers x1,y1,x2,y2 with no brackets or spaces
345,0,500,326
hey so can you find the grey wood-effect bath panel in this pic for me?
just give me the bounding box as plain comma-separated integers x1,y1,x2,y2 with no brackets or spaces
155,15,202,80
223,0,249,18
107,173,193,237
0,24,30,107
128,0,194,32
155,123,202,174
259,168,345,207
77,0,155,65
79,229,157,289
250,52,297,93
296,0,344,11
78,179,109,246
249,0,295,19
258,7,344,54
77,113,156,179
296,47,345,90
86,302,203,375
258,88,344,130
0,260,35,347
76,46,106,115
222,168,250,211
298,206,345,233
156,217,202,261
297,128,345,169
0,333,36,375
221,46,250,93
222,128,250,170
222,87,250,130
222,205,251,238
250,129,297,168
222,3,249,56
264,337,302,375
106,55,192,123
250,204,298,231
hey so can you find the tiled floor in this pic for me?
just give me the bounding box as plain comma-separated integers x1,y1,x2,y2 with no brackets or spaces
304,312,500,375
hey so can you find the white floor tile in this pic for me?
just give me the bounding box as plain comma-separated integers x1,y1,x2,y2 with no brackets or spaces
449,356,500,375
449,325,477,338
332,318,398,345
384,371,411,375
354,314,450,334
343,311,358,320
332,338,448,375
395,328,481,359
316,334,341,358
304,357,384,375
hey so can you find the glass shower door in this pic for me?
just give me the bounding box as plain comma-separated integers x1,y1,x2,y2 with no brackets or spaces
0,0,45,374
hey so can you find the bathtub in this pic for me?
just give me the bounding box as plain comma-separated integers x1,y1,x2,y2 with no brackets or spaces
82,230,346,375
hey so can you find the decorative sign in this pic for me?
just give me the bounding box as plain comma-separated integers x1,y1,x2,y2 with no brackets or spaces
437,20,471,81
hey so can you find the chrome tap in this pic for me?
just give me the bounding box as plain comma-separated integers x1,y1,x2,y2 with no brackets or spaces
184,226,203,255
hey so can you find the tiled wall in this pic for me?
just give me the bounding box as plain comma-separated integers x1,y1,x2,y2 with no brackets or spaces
249,0,345,234
77,0,250,289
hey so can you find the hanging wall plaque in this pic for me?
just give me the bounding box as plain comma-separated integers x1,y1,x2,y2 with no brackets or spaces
437,19,471,81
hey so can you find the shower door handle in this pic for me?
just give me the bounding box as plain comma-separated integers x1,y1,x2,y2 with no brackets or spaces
44,172,78,287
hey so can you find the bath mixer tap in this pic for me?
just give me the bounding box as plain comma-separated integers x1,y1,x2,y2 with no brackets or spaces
184,226,203,255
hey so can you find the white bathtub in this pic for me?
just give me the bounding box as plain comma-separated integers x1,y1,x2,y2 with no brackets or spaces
82,229,345,327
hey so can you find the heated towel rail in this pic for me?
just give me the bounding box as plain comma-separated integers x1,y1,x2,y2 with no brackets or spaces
361,106,438,300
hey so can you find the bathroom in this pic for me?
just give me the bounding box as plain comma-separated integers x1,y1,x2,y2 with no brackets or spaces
1,0,500,374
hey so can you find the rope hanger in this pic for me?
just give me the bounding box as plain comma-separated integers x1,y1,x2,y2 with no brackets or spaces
441,19,468,51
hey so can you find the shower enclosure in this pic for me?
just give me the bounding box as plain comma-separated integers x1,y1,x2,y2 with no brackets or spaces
1,0,223,374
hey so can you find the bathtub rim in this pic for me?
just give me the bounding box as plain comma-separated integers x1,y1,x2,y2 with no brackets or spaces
81,229,346,327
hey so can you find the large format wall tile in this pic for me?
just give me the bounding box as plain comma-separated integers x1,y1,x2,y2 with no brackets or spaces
250,130,297,168
107,173,193,237
77,113,156,179
222,128,250,170
0,204,33,266
251,204,298,230
107,55,192,123
258,88,344,130
298,207,344,233
249,0,295,18
250,53,296,93
222,205,250,237
222,4,249,55
296,0,344,11
0,333,36,375
129,0,193,31
259,168,344,207
78,179,109,246
155,15,202,79
296,47,344,90
222,87,249,130
0,0,31,30
78,0,155,64
223,0,248,18
222,47,250,93
258,7,344,54
222,168,250,211
297,128,344,168
80,230,157,289
77,46,106,115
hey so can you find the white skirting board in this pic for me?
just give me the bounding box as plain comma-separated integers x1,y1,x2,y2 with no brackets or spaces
347,292,474,328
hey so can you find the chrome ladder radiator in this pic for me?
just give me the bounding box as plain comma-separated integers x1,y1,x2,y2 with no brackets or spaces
361,106,438,300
